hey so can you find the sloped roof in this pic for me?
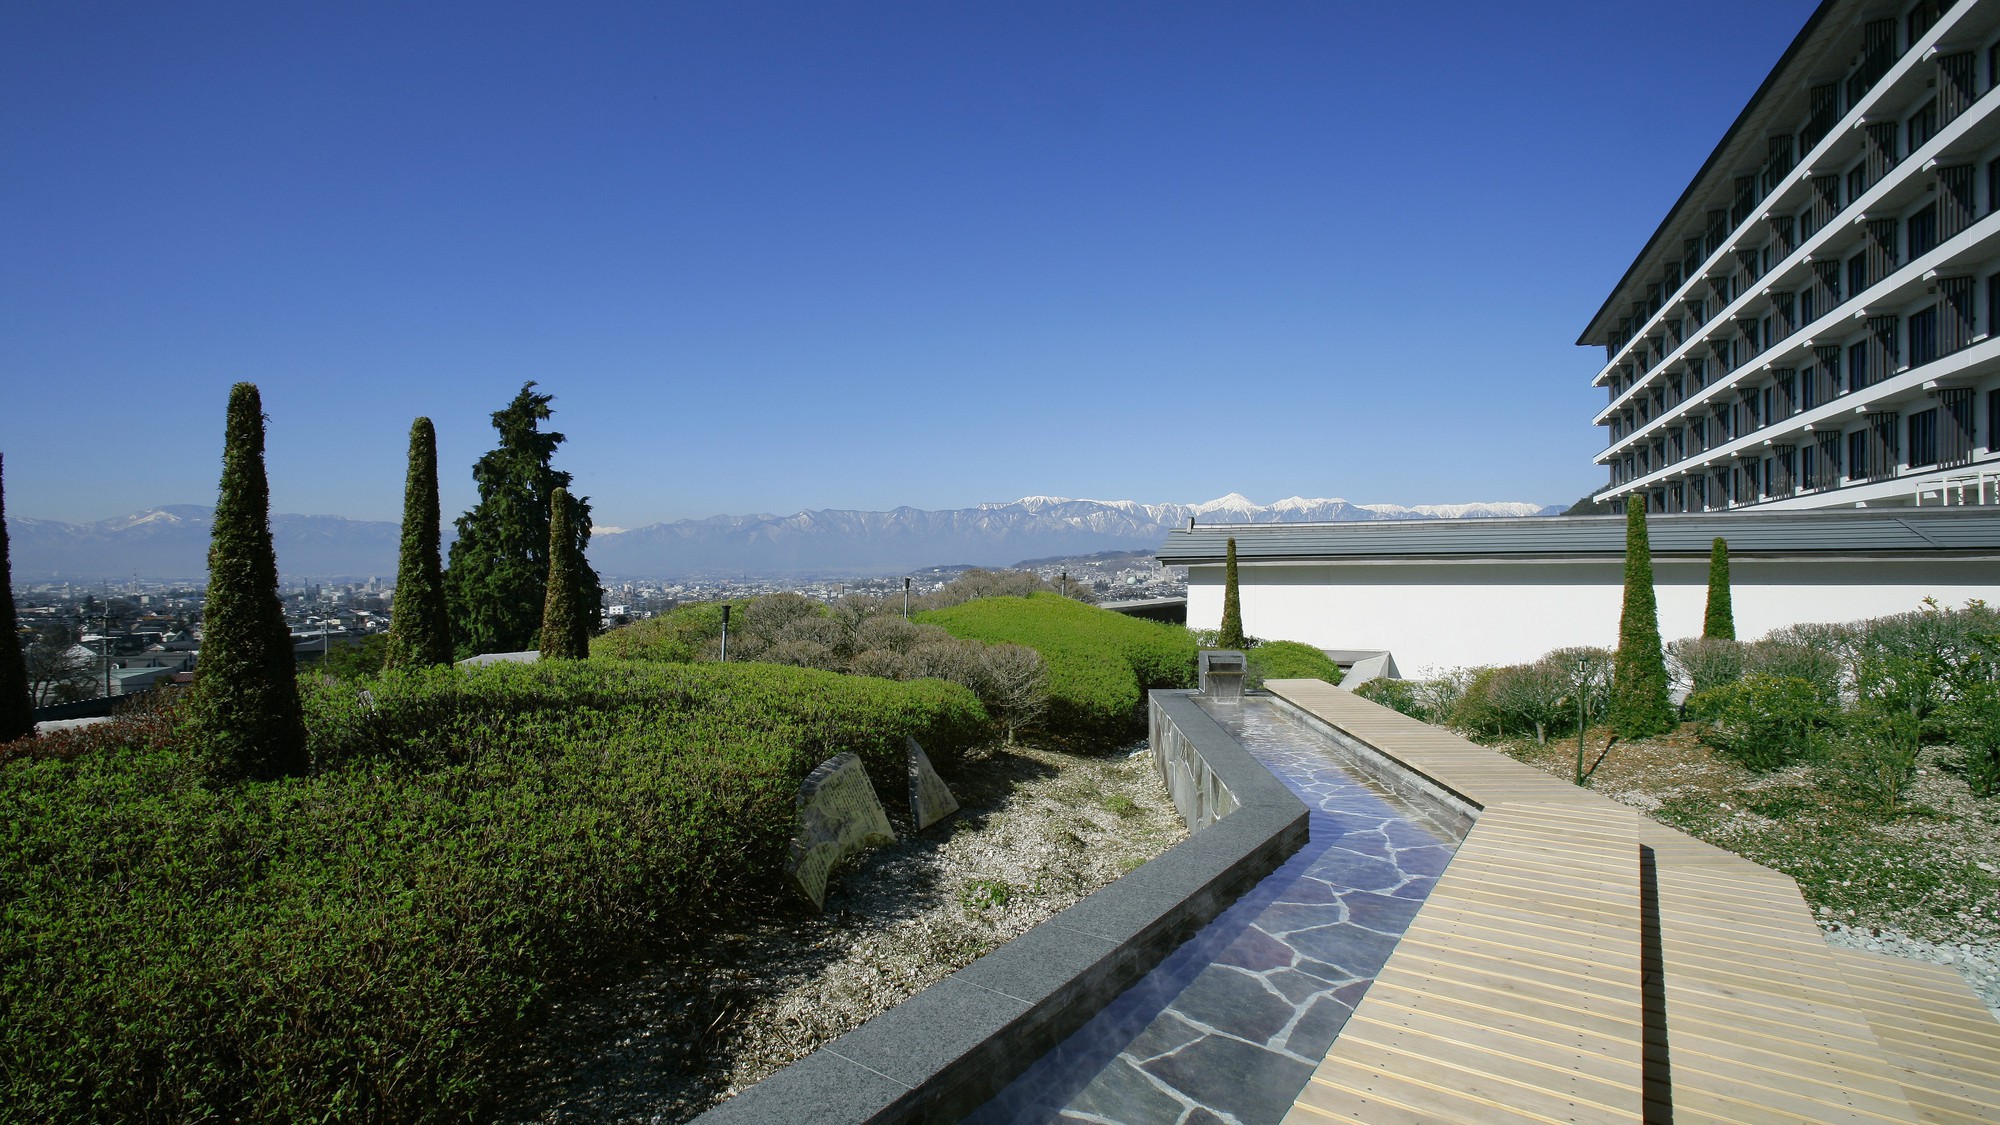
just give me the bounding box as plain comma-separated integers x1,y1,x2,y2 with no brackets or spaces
1155,509,2000,565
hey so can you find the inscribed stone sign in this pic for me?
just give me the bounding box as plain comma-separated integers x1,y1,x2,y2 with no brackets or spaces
784,752,895,910
906,736,960,832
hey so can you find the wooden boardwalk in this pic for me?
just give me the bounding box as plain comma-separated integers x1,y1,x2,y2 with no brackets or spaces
1266,679,1998,1125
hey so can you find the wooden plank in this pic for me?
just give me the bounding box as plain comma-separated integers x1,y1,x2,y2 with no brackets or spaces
1829,947,2000,1123
1262,681,1959,1125
1284,804,1645,1124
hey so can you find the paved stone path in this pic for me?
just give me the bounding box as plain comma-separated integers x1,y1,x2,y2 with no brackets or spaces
969,698,1462,1125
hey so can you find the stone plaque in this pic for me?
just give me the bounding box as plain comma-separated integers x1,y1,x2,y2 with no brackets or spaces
906,736,960,832
784,752,895,910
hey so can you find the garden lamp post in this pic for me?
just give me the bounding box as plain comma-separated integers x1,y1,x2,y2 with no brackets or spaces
1059,569,1068,597
903,577,911,619
1574,654,1592,786
719,603,730,662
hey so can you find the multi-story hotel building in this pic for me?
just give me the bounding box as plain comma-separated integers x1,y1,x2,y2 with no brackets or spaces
1583,0,2000,511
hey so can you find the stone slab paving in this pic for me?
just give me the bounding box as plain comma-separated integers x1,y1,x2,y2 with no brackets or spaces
968,697,1463,1124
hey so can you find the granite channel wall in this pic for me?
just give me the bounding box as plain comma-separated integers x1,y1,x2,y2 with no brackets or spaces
695,690,1308,1124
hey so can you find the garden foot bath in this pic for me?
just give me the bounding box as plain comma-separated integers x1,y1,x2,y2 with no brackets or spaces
969,694,1467,1125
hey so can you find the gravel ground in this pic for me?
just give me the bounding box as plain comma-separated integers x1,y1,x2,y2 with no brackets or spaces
497,740,1186,1124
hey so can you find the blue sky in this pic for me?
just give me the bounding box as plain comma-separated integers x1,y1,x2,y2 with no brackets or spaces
1,1,1820,528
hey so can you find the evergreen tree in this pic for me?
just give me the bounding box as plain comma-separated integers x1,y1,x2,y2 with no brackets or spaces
0,454,36,743
1611,495,1675,739
190,383,307,779
538,487,591,660
382,418,454,670
1703,536,1735,640
444,382,600,658
1217,536,1246,649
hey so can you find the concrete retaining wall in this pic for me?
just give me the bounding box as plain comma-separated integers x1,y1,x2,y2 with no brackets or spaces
695,690,1306,1124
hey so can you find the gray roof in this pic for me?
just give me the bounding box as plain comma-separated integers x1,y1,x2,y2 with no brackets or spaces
1155,509,2000,565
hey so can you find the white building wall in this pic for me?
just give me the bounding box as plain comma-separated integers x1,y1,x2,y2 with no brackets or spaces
1186,559,1999,676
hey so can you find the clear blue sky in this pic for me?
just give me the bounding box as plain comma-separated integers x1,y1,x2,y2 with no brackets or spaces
1,1,1820,528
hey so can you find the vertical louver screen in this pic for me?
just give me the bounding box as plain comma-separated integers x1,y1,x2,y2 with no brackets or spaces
1942,277,1976,354
1939,53,1976,128
1942,388,1976,468
1938,165,1975,240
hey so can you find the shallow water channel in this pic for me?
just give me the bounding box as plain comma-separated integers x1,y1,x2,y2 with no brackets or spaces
968,694,1466,1125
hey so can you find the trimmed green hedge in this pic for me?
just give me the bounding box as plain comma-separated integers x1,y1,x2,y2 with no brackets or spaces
0,660,984,1122
1246,641,1343,686
919,593,1195,741
589,601,731,663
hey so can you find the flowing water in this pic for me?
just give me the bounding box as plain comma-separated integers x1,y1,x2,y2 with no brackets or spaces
968,695,1465,1125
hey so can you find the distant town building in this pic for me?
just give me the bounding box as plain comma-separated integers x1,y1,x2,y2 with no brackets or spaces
1583,0,2000,512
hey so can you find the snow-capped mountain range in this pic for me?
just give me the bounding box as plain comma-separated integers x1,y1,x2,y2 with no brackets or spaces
6,494,1562,581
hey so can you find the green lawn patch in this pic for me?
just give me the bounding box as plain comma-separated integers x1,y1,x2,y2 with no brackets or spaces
1246,640,1342,686
918,593,1195,741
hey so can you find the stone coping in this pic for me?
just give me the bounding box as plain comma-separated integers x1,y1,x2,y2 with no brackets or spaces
694,690,1308,1124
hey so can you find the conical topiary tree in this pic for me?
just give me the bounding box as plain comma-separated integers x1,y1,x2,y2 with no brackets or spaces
0,454,35,743
1703,536,1735,641
382,418,454,671
1611,495,1675,738
190,383,307,779
1217,536,1246,650
538,487,591,660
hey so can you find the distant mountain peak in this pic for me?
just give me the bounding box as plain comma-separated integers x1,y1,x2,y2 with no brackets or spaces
9,492,1563,581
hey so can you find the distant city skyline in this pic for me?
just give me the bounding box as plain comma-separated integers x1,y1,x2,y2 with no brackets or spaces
1,1,1819,527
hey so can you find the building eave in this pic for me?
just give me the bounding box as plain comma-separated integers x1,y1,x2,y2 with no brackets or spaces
1576,0,1844,348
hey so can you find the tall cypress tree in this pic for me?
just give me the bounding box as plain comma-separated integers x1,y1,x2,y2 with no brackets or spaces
0,454,36,743
1611,495,1675,738
190,383,307,779
1703,536,1735,640
444,383,601,658
382,418,454,670
1217,536,1246,649
539,487,591,660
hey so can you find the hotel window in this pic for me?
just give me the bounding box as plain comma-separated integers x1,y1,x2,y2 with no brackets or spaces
1989,388,2000,450
1908,102,1939,152
1908,203,1938,259
1848,252,1868,299
1909,1,1941,46
1848,430,1869,481
1848,340,1869,389
1909,305,1938,366
1909,407,1939,468
1988,157,2000,215
1849,163,1869,204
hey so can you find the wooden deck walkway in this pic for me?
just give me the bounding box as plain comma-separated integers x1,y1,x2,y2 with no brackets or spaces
1266,679,1998,1125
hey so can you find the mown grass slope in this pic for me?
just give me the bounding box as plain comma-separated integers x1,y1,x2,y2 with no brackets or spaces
919,593,1196,741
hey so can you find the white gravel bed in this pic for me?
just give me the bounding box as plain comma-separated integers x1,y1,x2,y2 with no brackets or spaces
498,740,1186,1124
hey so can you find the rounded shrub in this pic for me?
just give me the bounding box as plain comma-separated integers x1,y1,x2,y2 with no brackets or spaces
1690,672,1838,771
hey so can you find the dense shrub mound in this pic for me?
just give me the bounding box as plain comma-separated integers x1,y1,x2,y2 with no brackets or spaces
919,593,1195,740
1246,640,1343,686
0,660,984,1122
